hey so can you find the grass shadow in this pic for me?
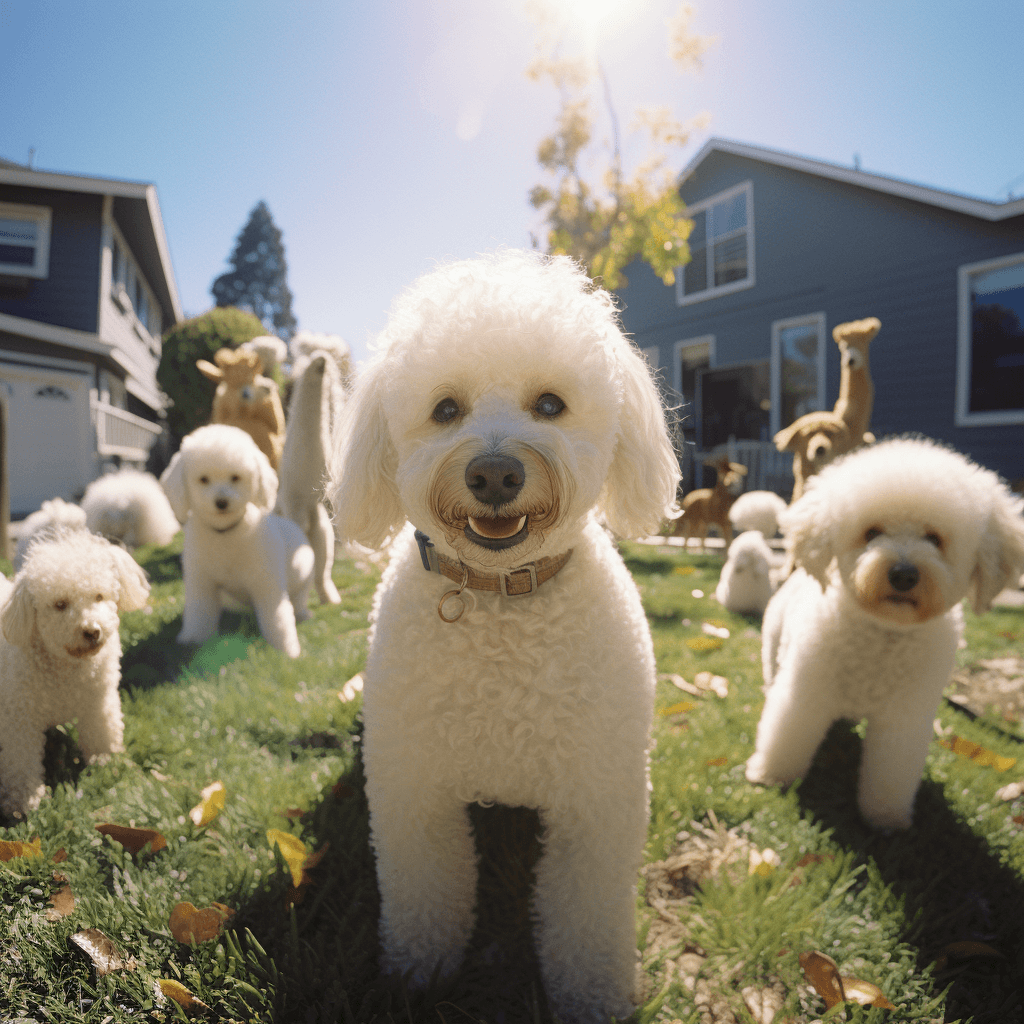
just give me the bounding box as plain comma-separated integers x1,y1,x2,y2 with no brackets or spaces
796,722,1024,1024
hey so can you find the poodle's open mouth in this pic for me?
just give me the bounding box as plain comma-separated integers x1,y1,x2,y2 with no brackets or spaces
884,594,918,607
465,515,529,550
65,643,102,659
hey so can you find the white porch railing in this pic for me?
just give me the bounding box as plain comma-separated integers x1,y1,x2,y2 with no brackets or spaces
682,437,795,497
90,393,163,463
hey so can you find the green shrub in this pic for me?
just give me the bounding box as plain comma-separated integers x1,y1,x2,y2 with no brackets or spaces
157,307,267,442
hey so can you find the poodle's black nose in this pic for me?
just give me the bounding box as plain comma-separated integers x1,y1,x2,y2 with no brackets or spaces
888,562,919,592
82,628,100,644
465,454,525,508
215,497,229,511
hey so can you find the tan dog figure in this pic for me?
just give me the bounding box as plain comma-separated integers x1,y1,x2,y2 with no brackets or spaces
197,347,286,470
774,317,880,500
673,456,748,550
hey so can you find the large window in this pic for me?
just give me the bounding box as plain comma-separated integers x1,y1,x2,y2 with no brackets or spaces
770,313,826,435
0,201,51,278
697,361,770,450
110,230,161,338
677,181,754,305
957,253,1024,425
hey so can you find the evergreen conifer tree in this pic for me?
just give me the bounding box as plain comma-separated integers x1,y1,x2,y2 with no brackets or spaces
211,201,297,339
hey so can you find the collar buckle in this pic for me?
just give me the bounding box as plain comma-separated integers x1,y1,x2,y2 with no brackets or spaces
500,563,539,598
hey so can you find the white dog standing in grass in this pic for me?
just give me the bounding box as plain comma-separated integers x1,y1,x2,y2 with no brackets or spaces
81,468,182,550
328,251,679,1023
715,529,778,615
746,437,1024,830
0,531,150,818
160,424,314,659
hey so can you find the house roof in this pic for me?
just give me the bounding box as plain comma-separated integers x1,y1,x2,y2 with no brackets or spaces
0,162,183,325
679,138,1024,223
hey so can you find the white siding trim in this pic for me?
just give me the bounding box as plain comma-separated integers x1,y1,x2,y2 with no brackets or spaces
770,312,827,436
955,251,1024,427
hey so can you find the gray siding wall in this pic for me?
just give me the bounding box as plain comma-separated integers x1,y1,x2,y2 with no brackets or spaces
0,186,103,334
617,151,1024,482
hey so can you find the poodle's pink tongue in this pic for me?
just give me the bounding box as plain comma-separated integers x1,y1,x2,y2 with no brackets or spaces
468,515,527,539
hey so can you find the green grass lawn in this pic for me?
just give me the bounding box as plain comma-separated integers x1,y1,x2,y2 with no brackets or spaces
1,537,1023,1023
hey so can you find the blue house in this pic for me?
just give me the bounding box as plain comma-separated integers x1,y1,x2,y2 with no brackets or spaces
0,158,181,515
616,139,1024,497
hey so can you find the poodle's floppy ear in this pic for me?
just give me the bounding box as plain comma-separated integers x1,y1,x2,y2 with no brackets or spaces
1,576,35,648
248,443,279,511
196,359,223,383
327,359,404,550
599,344,680,539
969,486,1024,614
779,480,835,588
108,545,151,612
159,450,190,523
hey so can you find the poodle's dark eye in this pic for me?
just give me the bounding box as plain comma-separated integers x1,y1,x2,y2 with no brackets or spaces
864,527,882,543
432,397,461,424
925,532,943,548
534,393,565,418
198,475,209,485
96,594,104,602
230,474,240,483
54,600,67,611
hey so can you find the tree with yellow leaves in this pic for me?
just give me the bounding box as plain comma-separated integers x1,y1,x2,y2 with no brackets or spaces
527,2,714,288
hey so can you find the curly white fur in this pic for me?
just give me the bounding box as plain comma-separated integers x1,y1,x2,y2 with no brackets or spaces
729,490,787,539
0,531,150,818
160,424,315,659
715,530,779,615
81,468,181,550
289,331,354,389
746,437,1024,830
13,498,88,570
327,250,679,1023
278,350,346,605
241,335,288,379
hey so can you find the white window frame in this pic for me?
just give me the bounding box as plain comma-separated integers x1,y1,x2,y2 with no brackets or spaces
956,251,1024,426
0,201,52,279
770,312,826,436
673,335,715,398
675,181,755,306
109,223,161,339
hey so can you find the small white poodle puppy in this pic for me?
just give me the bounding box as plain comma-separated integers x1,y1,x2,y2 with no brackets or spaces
0,531,150,818
81,468,181,550
278,348,346,605
746,437,1024,830
13,497,88,570
715,529,778,615
729,489,788,539
328,250,679,1023
160,424,314,659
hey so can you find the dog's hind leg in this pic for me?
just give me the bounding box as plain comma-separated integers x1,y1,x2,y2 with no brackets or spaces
0,727,47,818
311,503,341,605
253,595,302,659
857,710,934,830
369,788,478,987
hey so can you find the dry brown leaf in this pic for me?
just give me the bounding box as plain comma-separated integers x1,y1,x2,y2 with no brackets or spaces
70,928,136,976
931,939,1004,973
705,756,728,767
799,949,845,1009
53,847,68,863
0,837,42,862
841,976,897,1010
95,823,167,855
169,901,235,944
46,884,76,922
159,978,211,1013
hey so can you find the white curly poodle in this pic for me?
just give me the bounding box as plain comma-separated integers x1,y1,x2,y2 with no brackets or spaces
746,437,1024,830
715,529,779,615
81,468,181,550
328,250,679,1023
13,497,88,570
729,489,788,539
160,424,314,659
0,531,150,819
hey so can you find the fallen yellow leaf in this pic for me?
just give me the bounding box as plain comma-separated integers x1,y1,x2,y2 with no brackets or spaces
658,700,697,716
267,828,308,887
686,635,723,652
673,566,696,576
0,837,42,862
95,823,167,855
189,780,226,827
841,976,897,1010
159,978,211,1012
940,735,1016,772
169,900,235,944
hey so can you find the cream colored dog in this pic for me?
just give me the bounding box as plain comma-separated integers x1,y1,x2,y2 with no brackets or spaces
0,531,150,818
746,437,1024,829
328,250,679,1023
160,424,314,659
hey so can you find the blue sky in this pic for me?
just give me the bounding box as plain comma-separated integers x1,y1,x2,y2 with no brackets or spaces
3,0,1023,366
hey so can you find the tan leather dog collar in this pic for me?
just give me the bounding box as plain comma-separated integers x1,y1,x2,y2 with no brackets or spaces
415,530,572,621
